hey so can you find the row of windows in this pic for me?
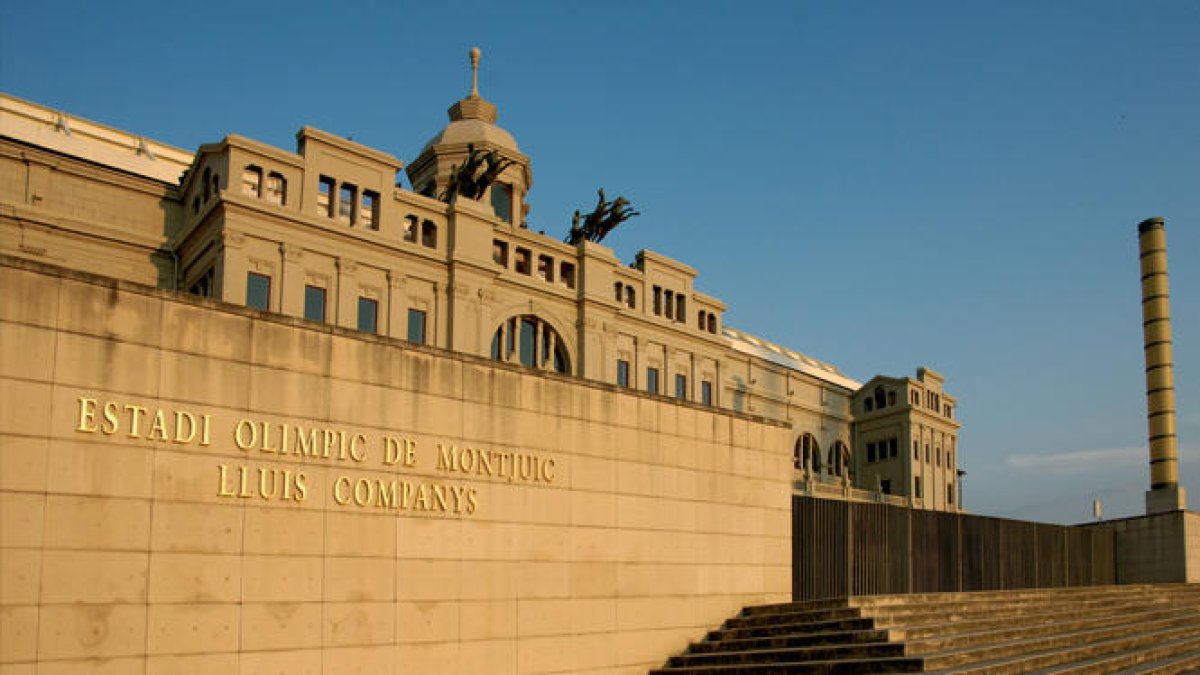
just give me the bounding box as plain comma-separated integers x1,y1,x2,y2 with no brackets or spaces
318,175,380,230
793,434,851,478
913,439,955,468
494,240,576,289
912,477,955,505
245,272,427,344
190,166,222,214
403,215,439,249
614,282,637,308
652,285,686,323
614,359,714,405
922,390,952,417
242,165,287,205
864,386,897,413
865,438,898,463
697,310,718,334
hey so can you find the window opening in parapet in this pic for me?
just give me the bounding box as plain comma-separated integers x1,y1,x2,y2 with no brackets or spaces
707,313,716,334
874,386,885,410
624,285,635,309
865,398,873,413
559,262,576,289
675,295,685,323
361,191,379,230
515,248,531,274
318,176,335,217
266,172,286,205
242,165,262,197
493,240,509,266
421,220,437,248
537,255,553,283
403,215,418,243
338,184,357,224
203,167,212,201
490,315,569,374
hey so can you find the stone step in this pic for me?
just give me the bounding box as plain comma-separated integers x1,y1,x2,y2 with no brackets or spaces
897,595,1195,638
1125,646,1200,675
925,621,1200,673
850,583,1198,609
861,590,1200,627
901,606,1200,652
687,627,891,654
665,639,905,669
723,606,864,629
1039,632,1200,674
710,616,878,642
650,655,926,674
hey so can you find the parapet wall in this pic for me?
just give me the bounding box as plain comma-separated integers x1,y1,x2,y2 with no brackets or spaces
0,256,793,674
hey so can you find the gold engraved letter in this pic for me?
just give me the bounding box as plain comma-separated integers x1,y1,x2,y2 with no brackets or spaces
124,404,147,438
234,419,256,450
349,433,367,462
333,476,352,505
101,401,120,435
216,464,237,497
76,397,99,433
173,411,197,444
148,409,170,442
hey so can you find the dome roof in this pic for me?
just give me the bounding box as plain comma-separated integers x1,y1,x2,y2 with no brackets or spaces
421,116,520,155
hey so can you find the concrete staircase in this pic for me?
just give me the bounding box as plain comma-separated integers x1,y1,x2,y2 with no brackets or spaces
651,584,1200,674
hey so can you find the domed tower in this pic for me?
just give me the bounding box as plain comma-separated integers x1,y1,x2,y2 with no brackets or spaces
407,48,532,226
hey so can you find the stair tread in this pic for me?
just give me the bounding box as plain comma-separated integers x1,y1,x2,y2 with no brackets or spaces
1034,632,1200,674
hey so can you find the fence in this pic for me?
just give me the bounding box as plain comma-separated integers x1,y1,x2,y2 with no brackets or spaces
792,496,1116,600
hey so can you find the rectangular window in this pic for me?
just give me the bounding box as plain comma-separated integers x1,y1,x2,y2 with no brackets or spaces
675,294,685,323
867,443,877,463
421,220,437,248
664,290,674,320
515,248,531,274
357,297,378,334
403,215,418,242
303,285,326,323
915,476,923,499
246,272,270,310
265,172,286,205
407,309,427,344
616,360,630,387
674,373,687,400
652,286,662,315
881,479,891,495
889,438,898,459
338,184,356,224
560,262,576,289
493,239,509,266
518,317,537,368
925,444,931,463
361,190,379,230
490,182,513,223
947,483,955,505
318,176,335,217
537,255,554,282
701,380,713,406
646,367,659,394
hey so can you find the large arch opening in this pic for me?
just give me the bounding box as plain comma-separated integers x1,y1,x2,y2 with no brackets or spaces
490,314,571,374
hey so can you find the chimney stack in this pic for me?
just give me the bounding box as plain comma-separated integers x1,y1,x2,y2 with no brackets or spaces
1138,217,1186,514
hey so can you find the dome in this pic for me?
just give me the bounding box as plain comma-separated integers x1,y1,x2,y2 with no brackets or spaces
421,117,520,155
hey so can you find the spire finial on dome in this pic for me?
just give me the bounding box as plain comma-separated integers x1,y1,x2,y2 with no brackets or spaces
469,47,482,98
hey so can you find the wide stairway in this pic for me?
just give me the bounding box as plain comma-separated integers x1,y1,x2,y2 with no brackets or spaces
651,584,1200,674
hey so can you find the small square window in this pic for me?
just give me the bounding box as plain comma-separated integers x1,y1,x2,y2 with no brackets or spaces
515,248,531,274
616,360,630,388
304,285,327,323
246,272,270,310
357,297,378,334
407,308,427,344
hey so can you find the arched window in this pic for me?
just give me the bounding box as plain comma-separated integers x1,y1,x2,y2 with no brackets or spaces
794,433,820,473
624,286,635,309
490,315,570,374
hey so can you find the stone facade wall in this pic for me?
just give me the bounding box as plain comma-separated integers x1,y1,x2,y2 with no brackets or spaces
0,256,792,674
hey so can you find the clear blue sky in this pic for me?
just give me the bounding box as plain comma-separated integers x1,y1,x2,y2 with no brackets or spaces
3,1,1197,524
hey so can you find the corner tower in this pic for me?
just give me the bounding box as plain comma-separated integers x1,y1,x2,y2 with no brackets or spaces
406,48,532,226
1139,216,1187,514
